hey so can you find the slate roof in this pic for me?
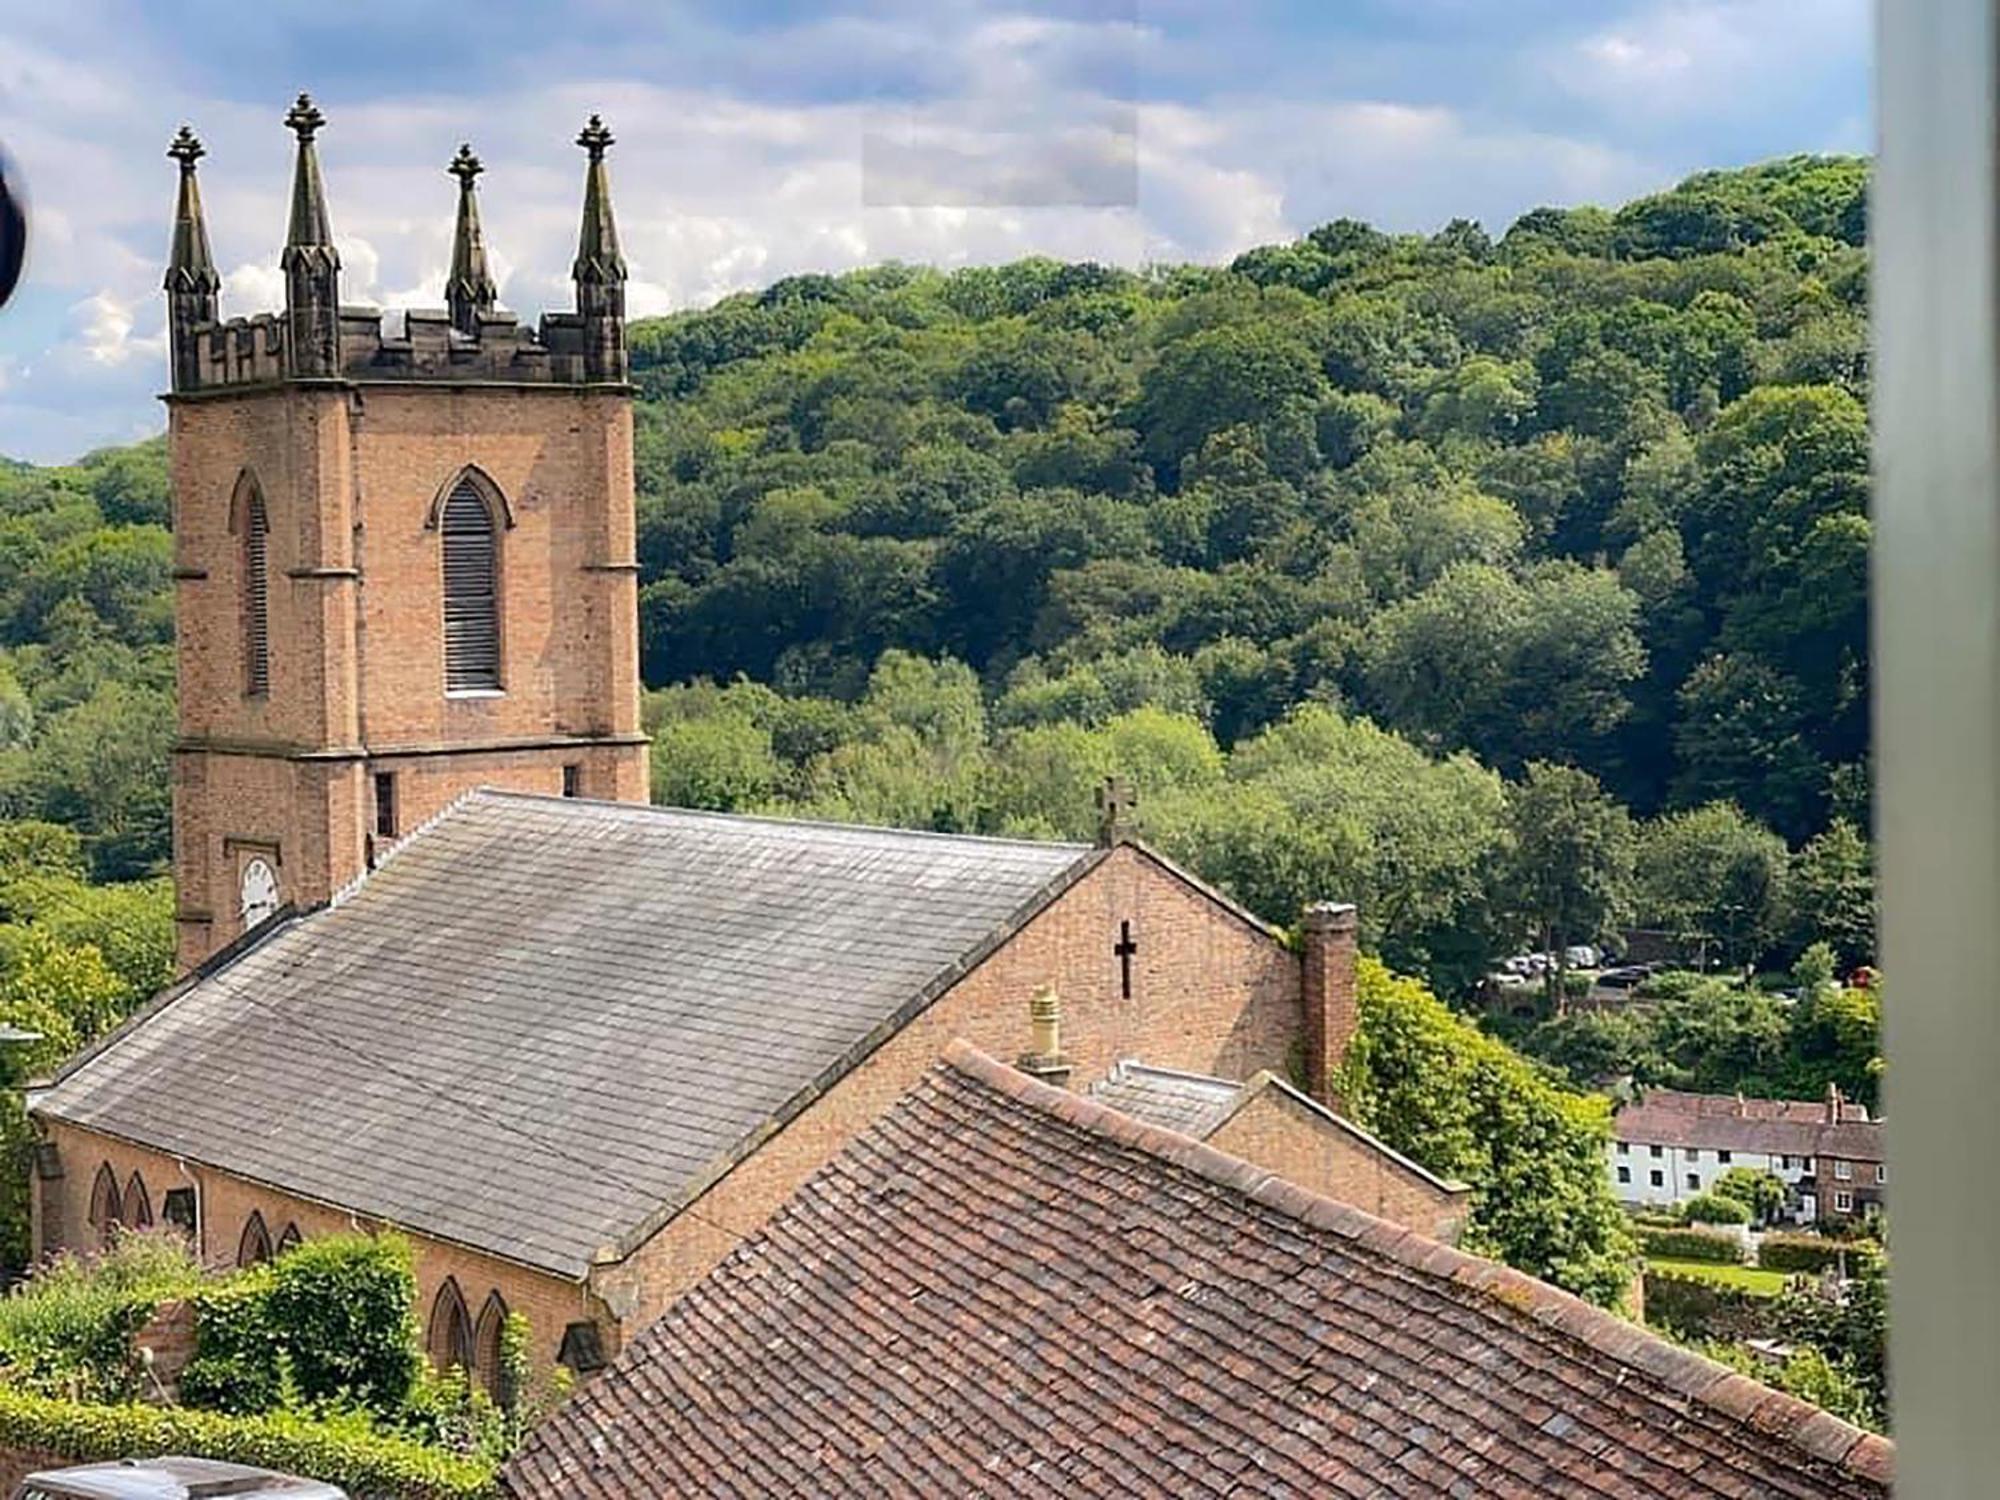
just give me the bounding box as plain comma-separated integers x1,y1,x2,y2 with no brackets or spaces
34,792,1095,1277
1088,1058,1243,1136
502,1044,1893,1500
1615,1088,1885,1163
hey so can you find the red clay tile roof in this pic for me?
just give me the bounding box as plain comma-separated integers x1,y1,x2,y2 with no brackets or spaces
503,1044,1893,1499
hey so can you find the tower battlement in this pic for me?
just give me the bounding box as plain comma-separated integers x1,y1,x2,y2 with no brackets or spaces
171,302,612,391
165,98,629,397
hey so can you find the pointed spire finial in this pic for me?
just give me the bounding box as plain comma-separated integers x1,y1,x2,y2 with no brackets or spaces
284,92,326,143
446,142,497,338
168,125,206,171
571,113,627,380
165,122,220,389
280,91,339,376
576,114,614,161
282,91,336,254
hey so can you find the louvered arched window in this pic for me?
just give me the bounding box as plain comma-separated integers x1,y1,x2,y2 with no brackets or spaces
242,486,270,697
440,480,500,692
427,1277,473,1371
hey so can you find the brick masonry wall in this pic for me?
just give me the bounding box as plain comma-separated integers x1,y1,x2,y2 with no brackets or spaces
0,1448,68,1494
1205,1087,1468,1244
169,383,646,970
36,1120,601,1374
591,844,1305,1334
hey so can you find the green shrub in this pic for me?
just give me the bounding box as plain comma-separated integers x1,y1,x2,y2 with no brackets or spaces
0,1233,200,1401
178,1268,280,1415
1637,1225,1746,1264
264,1233,421,1418
1759,1232,1872,1274
0,1386,495,1499
182,1233,420,1420
1680,1192,1752,1226
1711,1166,1787,1223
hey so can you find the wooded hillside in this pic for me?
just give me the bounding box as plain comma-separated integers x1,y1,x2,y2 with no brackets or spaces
0,155,1874,993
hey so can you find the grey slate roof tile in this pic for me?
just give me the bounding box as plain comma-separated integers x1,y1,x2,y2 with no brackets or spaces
36,791,1092,1277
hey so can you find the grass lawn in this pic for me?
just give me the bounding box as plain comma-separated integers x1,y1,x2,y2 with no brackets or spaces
1646,1258,1790,1296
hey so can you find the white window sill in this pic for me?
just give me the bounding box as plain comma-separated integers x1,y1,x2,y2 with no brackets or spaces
445,688,507,700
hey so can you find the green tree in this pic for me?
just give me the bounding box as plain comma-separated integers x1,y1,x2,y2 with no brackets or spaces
1637,803,1792,967
1791,819,1874,964
1337,959,1635,1305
1504,763,1636,1012
1148,707,1510,990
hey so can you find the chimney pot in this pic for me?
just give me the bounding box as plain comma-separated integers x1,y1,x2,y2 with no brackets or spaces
1300,902,1360,1104
1019,985,1073,1088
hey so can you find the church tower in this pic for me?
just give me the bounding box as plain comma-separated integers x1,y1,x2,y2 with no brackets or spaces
163,97,649,971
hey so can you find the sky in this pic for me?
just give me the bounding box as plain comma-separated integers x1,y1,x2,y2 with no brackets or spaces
0,0,1869,464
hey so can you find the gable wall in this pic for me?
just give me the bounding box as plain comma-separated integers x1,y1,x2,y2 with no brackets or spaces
34,1118,599,1372
1204,1088,1469,1244
591,844,1302,1336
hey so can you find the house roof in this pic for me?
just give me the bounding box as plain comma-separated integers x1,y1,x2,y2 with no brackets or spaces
501,1044,1892,1500
1615,1088,1885,1162
1087,1057,1243,1135
1090,1058,1469,1196
34,791,1098,1278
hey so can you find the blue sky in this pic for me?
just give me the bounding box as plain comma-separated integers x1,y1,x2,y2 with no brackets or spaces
0,0,1869,463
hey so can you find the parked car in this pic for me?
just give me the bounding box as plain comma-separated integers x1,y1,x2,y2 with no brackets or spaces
1594,966,1649,990
12,1457,346,1500
1564,945,1600,969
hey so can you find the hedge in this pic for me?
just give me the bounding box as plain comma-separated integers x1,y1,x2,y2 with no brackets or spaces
0,1387,496,1500
1758,1232,1872,1275
1679,1192,1751,1226
1636,1225,1745,1264
181,1234,421,1420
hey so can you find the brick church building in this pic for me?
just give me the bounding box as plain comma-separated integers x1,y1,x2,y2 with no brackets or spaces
28,98,1446,1390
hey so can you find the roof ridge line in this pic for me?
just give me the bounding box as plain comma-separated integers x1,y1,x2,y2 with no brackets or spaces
473,787,1096,855
936,1041,1893,1489
1106,1057,1241,1090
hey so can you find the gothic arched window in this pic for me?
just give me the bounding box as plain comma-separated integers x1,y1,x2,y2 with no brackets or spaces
427,1277,473,1372
122,1172,152,1231
237,1210,272,1268
440,479,500,692
474,1290,510,1401
241,483,270,697
276,1221,301,1256
88,1163,121,1249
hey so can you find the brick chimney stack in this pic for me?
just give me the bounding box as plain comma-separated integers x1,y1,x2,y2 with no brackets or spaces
1826,1081,1845,1123
1301,903,1359,1104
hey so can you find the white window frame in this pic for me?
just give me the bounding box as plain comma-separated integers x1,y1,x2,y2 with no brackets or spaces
1835,1160,1854,1181
1835,1191,1854,1215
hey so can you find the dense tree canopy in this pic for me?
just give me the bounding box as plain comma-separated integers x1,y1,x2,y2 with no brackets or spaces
0,155,1879,995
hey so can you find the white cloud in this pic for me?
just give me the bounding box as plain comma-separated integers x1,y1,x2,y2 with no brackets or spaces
1557,0,1869,121
0,0,1866,462
70,289,164,367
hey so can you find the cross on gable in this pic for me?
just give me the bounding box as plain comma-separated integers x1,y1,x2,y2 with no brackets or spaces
1115,919,1138,1000
1096,775,1137,847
